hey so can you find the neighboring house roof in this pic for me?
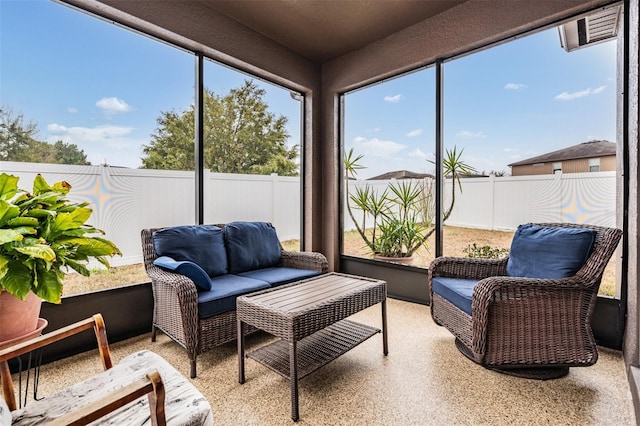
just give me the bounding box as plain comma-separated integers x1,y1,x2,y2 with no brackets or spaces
368,170,434,180
508,140,615,167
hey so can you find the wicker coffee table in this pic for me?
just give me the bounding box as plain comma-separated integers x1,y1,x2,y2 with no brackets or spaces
237,272,388,421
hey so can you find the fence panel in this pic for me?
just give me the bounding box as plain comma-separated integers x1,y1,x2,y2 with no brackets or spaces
1,162,616,268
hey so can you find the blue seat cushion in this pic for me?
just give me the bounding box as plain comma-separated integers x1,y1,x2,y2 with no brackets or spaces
238,267,321,287
197,275,270,319
506,224,597,279
431,277,479,316
153,225,228,277
153,256,213,291
225,222,282,273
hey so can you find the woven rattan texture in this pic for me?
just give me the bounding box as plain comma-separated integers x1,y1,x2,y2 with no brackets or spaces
428,223,622,375
141,225,328,377
246,319,380,379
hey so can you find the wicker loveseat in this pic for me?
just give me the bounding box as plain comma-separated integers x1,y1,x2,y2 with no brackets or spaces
428,223,622,379
141,221,328,378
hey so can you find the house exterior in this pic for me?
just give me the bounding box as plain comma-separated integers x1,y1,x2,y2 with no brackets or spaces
368,170,434,180
508,140,616,176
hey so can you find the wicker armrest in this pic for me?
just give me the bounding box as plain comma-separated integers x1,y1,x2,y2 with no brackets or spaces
146,265,199,302
281,250,329,273
471,276,592,356
429,256,508,280
48,370,166,426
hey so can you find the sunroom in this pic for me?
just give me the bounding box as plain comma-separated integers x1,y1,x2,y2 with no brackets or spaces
1,0,639,423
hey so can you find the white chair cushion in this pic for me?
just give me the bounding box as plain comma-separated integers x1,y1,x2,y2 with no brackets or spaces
11,350,213,425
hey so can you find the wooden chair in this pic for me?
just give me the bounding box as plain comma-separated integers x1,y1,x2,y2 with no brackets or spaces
0,314,212,425
428,223,622,379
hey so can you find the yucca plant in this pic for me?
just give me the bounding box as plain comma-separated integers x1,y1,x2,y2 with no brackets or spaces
0,173,121,303
344,146,476,259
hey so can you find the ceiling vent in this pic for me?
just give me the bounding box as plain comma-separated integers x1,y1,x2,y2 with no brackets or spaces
558,5,621,52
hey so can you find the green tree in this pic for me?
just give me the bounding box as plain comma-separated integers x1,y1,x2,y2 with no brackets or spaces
0,107,90,165
141,80,299,176
0,107,37,162
52,140,90,165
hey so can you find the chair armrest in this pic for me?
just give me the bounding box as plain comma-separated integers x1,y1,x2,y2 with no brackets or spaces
429,256,508,281
471,275,595,359
48,370,166,426
0,314,112,411
281,250,329,273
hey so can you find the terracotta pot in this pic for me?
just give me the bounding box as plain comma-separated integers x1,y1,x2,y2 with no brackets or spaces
373,254,414,265
0,290,43,342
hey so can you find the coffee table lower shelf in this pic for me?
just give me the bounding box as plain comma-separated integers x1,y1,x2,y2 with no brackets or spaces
246,319,380,380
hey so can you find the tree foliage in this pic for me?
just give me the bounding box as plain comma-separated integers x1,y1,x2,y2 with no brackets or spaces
0,107,90,165
141,80,299,176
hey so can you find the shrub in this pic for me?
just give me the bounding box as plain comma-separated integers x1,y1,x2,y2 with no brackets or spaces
463,243,509,259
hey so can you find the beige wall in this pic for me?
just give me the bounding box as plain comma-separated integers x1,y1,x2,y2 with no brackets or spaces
511,155,617,176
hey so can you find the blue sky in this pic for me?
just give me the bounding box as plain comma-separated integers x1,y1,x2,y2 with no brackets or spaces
2,0,617,175
344,20,617,178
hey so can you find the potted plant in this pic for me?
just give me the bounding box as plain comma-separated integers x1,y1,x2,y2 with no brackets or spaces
344,146,476,263
0,173,121,341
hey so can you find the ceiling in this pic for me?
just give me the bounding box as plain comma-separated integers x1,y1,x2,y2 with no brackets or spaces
197,0,468,63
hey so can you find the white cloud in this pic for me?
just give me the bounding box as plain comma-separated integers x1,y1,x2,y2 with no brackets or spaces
384,94,402,103
48,123,133,141
505,83,527,90
96,97,132,115
352,136,406,157
408,148,428,159
456,130,487,139
67,107,78,113
46,123,144,167
555,85,607,101
406,129,423,137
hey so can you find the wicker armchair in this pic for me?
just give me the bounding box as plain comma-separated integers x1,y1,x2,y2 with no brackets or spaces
141,224,329,378
428,223,622,379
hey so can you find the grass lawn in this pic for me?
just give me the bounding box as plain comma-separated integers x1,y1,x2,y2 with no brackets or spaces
62,226,617,297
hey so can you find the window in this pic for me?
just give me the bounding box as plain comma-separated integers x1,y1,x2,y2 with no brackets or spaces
340,7,620,292
342,68,435,268
202,60,303,250
589,158,601,172
442,14,618,296
553,162,563,174
1,0,303,295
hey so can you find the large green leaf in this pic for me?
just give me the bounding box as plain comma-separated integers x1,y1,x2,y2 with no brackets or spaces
6,216,39,227
64,258,91,277
51,207,92,232
0,173,19,201
14,244,56,261
0,261,33,300
34,267,63,304
32,174,52,195
0,229,23,245
0,255,8,280
56,237,120,257
0,200,20,226
25,208,54,218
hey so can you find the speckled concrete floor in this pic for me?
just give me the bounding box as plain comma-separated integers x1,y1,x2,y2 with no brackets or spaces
27,299,636,425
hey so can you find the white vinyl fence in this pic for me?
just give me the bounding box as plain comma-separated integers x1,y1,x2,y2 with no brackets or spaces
1,162,616,268
344,171,616,232
0,162,300,267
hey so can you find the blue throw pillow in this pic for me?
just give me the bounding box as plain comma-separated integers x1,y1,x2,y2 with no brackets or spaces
225,222,282,273
153,256,213,291
152,225,228,277
506,224,597,279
